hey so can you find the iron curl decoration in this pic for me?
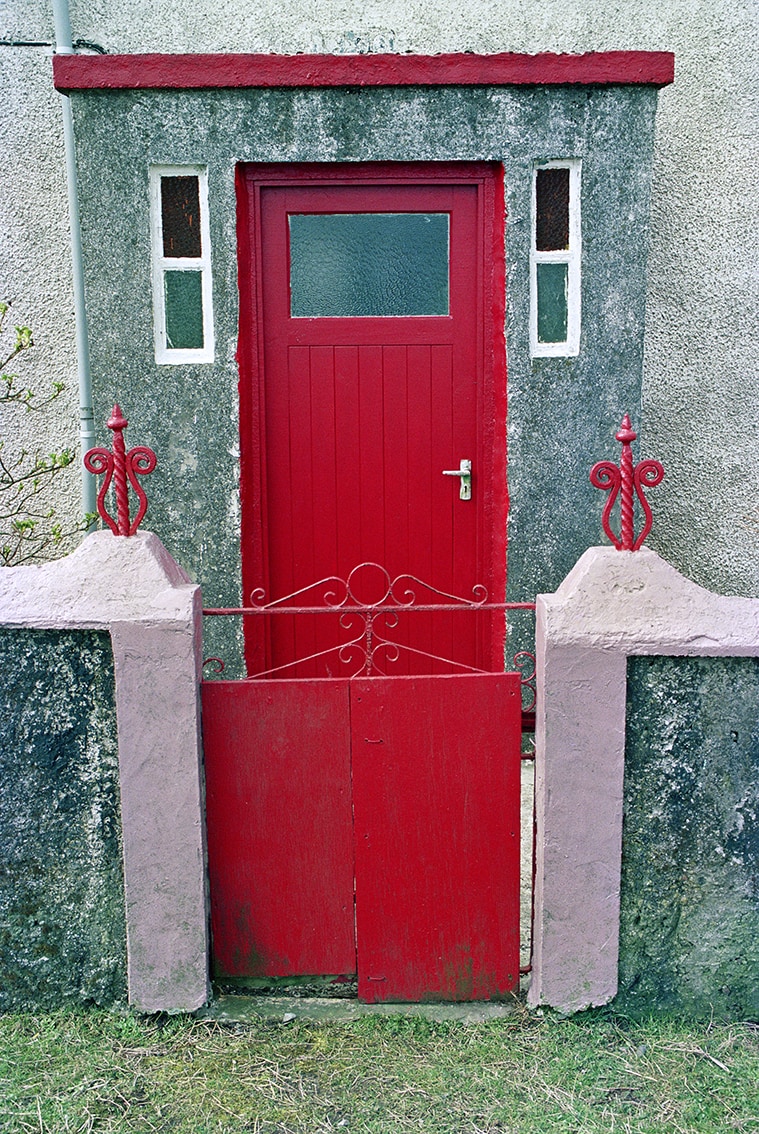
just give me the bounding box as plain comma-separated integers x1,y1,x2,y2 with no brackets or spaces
590,414,665,551
83,404,157,535
223,562,502,679
202,657,226,674
249,562,490,615
249,575,349,611
512,649,537,714
387,569,488,610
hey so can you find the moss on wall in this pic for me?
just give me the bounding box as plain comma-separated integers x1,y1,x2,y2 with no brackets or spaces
70,84,658,668
0,628,127,1010
618,656,759,1020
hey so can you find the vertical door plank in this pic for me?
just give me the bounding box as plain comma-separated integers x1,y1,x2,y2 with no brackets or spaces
310,344,338,581
358,345,386,568
381,344,411,670
334,345,362,579
287,344,316,672
382,344,410,579
405,344,434,667
351,674,521,1002
430,342,455,672
203,679,356,981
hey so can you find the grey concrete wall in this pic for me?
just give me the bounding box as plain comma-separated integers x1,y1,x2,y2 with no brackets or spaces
2,0,757,599
619,656,759,1020
0,46,81,548
0,627,127,1010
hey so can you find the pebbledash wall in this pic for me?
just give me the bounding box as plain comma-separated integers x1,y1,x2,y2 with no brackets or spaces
59,60,664,667
620,656,759,1017
0,627,126,1010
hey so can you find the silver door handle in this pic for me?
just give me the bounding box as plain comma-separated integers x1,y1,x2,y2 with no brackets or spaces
442,458,472,500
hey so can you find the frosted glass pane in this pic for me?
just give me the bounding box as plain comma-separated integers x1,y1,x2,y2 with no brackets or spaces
164,270,204,350
289,213,449,317
537,262,568,343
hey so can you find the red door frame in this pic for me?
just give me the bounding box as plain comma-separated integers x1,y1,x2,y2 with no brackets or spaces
236,161,507,672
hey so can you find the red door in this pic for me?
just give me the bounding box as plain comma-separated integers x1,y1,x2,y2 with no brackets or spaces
237,163,506,676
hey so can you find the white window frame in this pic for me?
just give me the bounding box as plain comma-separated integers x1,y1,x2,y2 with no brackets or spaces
150,165,215,365
530,159,581,358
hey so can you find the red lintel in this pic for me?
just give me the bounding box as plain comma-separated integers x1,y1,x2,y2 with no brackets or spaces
53,50,674,92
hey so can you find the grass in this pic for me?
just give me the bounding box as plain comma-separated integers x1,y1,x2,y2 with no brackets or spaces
0,1005,757,1133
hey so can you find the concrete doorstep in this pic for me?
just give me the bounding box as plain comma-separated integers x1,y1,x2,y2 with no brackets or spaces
197,993,525,1025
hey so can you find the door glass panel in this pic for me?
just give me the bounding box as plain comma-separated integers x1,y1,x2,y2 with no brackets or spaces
289,213,449,317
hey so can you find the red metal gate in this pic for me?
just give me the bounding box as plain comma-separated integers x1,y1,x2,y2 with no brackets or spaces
202,670,522,1002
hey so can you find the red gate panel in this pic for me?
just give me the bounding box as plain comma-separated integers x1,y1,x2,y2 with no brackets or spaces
202,679,356,981
351,673,521,1002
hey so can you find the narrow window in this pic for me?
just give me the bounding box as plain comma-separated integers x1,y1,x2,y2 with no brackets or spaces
530,160,581,357
150,166,214,364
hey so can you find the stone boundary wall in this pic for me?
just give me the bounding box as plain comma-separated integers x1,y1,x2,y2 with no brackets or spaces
4,534,757,1016
0,531,209,1013
530,547,759,1015
0,626,126,1011
618,655,759,1018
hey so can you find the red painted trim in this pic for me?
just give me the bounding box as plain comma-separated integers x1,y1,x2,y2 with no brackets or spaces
54,50,674,92
489,164,508,671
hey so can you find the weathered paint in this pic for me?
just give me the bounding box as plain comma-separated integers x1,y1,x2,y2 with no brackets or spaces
0,530,209,1012
351,674,521,1002
111,617,208,1013
619,656,759,1020
0,628,126,1010
202,673,522,1001
0,528,195,629
69,83,659,675
53,50,675,90
531,546,759,1014
202,678,356,982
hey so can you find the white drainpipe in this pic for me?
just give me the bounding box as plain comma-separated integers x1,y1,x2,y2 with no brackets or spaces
52,0,97,519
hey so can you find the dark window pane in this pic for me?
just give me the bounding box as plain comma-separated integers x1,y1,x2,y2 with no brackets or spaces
161,176,202,258
164,271,204,350
537,262,568,343
536,168,570,251
289,213,449,317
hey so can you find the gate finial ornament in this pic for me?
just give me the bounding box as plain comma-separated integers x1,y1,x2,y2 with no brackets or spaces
590,414,664,551
84,405,157,535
